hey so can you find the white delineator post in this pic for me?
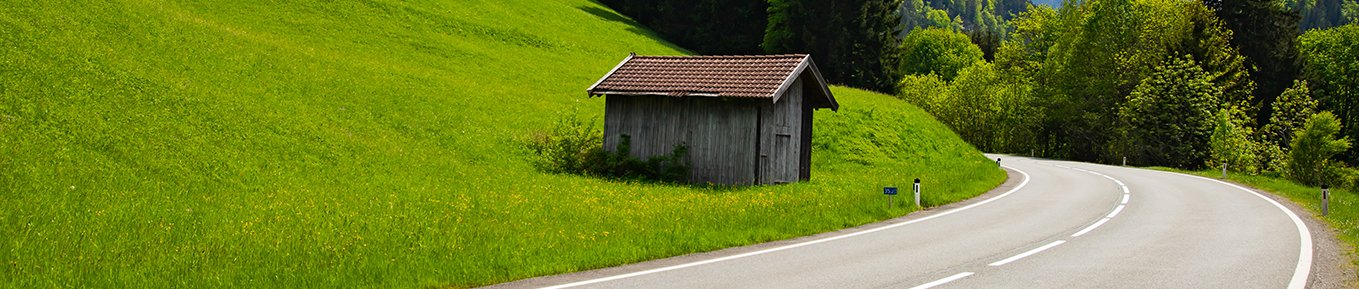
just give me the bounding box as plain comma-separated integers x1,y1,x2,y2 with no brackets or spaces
1322,184,1330,216
913,178,921,208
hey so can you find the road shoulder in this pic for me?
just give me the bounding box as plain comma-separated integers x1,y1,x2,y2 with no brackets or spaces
1217,178,1358,289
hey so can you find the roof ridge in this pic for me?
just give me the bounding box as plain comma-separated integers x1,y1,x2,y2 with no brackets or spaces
632,54,807,59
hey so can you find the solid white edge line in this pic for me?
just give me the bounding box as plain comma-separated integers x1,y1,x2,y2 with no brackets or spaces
989,240,1067,266
1106,205,1125,218
908,272,975,289
536,165,1034,289
1121,194,1130,204
1072,218,1111,237
1169,172,1313,289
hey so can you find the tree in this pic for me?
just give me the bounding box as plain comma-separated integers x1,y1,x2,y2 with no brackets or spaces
1116,56,1222,168
1288,111,1351,185
897,62,1040,154
1039,0,1195,161
1206,0,1301,124
898,28,984,81
598,0,767,54
1261,80,1318,150
765,0,903,93
995,4,1057,80
1209,108,1260,173
1299,24,1359,163
1180,2,1256,120
1288,0,1357,30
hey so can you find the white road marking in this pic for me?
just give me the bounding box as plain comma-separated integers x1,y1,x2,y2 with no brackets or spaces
1106,205,1125,218
1040,162,1131,238
537,165,1034,289
989,240,1066,266
1072,218,1110,237
1169,172,1313,289
908,272,975,289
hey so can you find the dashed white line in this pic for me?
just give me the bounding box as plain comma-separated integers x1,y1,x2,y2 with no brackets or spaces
908,272,975,289
1072,218,1110,237
989,240,1067,266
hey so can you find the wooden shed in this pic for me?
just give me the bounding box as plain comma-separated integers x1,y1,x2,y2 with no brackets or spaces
586,54,839,185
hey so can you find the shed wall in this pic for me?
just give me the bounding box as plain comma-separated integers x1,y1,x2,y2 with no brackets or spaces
603,95,760,185
757,77,804,184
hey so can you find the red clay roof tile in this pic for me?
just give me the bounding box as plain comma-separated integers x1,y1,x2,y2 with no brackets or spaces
587,54,810,98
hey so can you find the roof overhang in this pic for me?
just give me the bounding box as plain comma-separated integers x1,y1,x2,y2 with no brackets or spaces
772,57,837,112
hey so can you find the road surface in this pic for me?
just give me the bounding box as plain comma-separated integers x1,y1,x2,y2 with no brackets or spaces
491,155,1313,289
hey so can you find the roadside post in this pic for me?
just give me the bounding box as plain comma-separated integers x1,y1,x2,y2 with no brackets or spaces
884,187,897,208
1222,163,1227,178
996,158,1001,168
913,178,921,208
1322,183,1330,216
1122,157,1126,166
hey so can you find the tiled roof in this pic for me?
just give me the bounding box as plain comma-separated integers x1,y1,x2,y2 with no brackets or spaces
587,54,813,99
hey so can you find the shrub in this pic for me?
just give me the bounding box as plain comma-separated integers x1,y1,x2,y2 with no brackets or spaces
1288,111,1352,185
525,115,607,174
1208,108,1259,173
525,116,689,183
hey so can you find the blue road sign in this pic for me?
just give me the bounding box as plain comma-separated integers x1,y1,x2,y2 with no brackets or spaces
884,187,898,195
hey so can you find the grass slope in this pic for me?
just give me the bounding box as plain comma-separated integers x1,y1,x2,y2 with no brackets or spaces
1,1,1003,287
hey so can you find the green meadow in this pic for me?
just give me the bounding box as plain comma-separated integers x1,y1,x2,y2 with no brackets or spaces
0,0,1003,287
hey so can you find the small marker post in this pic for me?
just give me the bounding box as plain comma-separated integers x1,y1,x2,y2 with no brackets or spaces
1222,163,1227,178
1122,157,1126,166
884,187,898,209
913,178,922,208
1322,183,1330,216
996,158,1002,168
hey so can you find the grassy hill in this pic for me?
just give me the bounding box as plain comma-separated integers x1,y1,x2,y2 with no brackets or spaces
0,0,1003,287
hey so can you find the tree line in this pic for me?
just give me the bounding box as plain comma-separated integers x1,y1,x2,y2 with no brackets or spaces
899,0,1359,188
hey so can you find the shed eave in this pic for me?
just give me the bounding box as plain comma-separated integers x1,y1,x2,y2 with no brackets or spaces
585,53,636,96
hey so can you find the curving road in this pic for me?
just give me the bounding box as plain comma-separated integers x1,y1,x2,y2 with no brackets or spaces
490,155,1313,289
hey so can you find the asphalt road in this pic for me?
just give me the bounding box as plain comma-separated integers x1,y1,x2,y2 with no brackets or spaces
493,155,1313,289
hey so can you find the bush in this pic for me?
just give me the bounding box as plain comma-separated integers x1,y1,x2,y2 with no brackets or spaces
1288,111,1352,185
1208,108,1259,174
524,115,607,174
525,116,689,183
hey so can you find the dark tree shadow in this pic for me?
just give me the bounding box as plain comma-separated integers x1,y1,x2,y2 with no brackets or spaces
575,4,693,54
578,5,633,25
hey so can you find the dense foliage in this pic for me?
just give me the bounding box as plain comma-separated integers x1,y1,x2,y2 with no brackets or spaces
1114,56,1222,168
898,0,1358,188
1286,0,1359,30
596,0,767,54
1299,24,1359,161
898,28,985,81
1209,108,1260,173
899,0,1024,60
1289,112,1352,185
765,0,904,93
